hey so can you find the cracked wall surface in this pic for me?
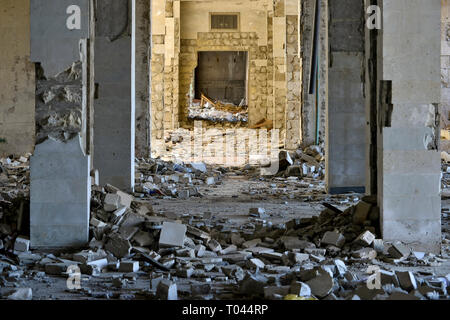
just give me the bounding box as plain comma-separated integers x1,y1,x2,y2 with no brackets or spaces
0,0,35,157
35,62,83,144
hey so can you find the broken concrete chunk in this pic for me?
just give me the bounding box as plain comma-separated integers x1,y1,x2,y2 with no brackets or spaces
105,234,132,259
239,272,269,296
206,239,222,252
290,252,310,264
230,233,245,246
286,165,302,177
355,230,375,246
396,271,417,292
112,206,127,221
321,231,345,248
278,150,293,171
304,248,326,256
222,265,245,281
132,231,153,247
249,207,268,218
248,258,265,269
388,242,411,259
195,244,206,258
90,218,107,228
104,194,120,212
372,239,385,253
116,190,133,208
190,162,207,173
119,261,139,273
186,225,211,241
81,258,108,275
6,288,32,300
353,201,372,225
334,259,347,276
379,270,400,287
352,248,377,260
306,272,334,298
14,237,30,252
159,222,187,248
156,279,178,300
290,281,312,297
281,236,315,250
220,244,237,255
242,238,261,249
45,263,69,276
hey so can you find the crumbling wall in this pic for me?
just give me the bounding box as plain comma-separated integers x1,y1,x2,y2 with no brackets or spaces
0,0,35,157
179,32,267,128
35,62,83,144
151,0,300,158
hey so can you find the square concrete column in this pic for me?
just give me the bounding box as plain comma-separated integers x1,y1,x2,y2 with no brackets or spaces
93,0,135,192
30,0,91,248
378,0,441,253
30,137,90,247
326,0,367,194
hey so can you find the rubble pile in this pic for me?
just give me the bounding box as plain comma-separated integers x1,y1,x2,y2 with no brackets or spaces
1,176,448,300
276,145,325,180
134,158,224,199
0,155,30,253
0,153,449,300
188,94,248,124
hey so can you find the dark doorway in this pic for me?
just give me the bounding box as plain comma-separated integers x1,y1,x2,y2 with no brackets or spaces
195,51,248,105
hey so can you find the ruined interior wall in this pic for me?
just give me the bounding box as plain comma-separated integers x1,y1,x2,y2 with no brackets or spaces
0,0,35,156
442,0,450,131
178,0,272,129
151,0,301,157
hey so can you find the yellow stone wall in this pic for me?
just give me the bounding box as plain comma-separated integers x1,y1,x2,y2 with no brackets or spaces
151,0,301,157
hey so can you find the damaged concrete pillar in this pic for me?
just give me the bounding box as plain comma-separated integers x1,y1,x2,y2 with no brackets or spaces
30,0,92,247
94,0,135,191
30,138,90,247
325,0,367,194
377,0,441,253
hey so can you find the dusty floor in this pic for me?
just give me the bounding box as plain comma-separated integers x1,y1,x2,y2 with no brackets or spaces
1,174,449,300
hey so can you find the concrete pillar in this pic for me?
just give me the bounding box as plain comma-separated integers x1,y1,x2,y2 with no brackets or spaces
94,0,135,191
30,138,90,247
377,0,441,253
325,0,367,194
30,0,91,247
